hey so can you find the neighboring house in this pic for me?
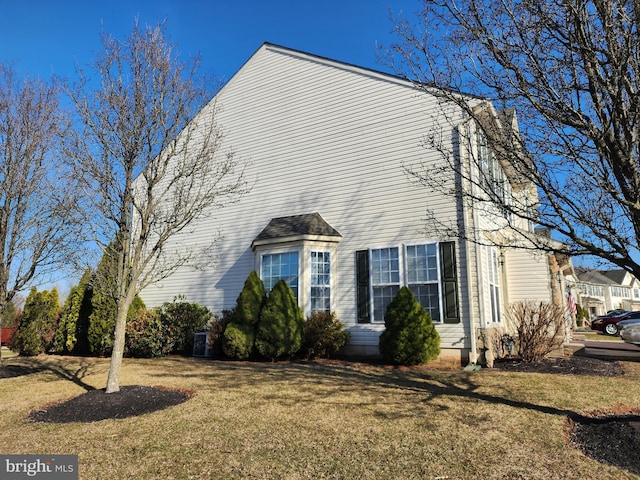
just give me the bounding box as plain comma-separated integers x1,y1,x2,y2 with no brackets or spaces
574,267,640,316
142,43,562,364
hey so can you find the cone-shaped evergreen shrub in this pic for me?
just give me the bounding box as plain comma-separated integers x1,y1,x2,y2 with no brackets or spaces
236,271,266,326
255,279,304,360
379,286,440,365
223,271,266,359
52,268,93,353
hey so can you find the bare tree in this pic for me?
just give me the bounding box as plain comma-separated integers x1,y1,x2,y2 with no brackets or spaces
385,0,640,276
0,64,80,361
70,21,247,393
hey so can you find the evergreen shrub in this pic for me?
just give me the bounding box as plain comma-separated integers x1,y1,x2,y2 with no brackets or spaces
125,308,168,358
222,321,255,360
301,311,350,359
223,271,266,359
255,279,304,360
209,308,235,358
379,286,441,365
159,296,212,355
11,287,61,356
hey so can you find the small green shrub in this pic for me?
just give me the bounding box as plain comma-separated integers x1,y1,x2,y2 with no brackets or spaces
125,308,169,358
255,280,304,360
301,311,350,359
159,296,212,356
379,286,440,365
222,322,255,360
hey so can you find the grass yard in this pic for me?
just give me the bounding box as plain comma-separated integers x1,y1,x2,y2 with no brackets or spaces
0,355,639,479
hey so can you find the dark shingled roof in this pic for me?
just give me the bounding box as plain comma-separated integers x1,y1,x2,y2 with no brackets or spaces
600,269,631,285
254,213,341,242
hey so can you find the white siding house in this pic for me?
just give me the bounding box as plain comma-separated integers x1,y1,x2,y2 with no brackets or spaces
142,43,557,364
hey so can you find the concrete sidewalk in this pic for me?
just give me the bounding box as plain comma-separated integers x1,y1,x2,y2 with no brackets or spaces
576,339,640,360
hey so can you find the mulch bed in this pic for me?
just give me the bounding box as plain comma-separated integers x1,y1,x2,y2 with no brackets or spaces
492,355,626,376
28,385,193,423
567,409,640,476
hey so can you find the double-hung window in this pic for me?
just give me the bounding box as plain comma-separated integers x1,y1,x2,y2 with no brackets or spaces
478,128,510,219
406,244,441,322
310,251,331,312
371,247,400,322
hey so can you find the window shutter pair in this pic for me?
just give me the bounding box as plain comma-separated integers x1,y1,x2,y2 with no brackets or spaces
355,242,460,324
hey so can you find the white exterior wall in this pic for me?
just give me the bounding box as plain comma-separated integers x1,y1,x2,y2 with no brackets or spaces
141,44,472,355
504,249,553,303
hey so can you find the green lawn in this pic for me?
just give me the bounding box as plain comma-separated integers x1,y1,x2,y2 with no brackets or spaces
0,355,638,479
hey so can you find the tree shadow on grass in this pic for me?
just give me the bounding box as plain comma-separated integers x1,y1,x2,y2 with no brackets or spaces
156,357,640,476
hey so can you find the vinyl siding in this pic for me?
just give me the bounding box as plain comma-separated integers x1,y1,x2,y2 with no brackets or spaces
504,250,553,302
141,44,471,351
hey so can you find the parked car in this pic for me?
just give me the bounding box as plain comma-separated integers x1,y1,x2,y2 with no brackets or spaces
590,311,640,336
619,321,640,345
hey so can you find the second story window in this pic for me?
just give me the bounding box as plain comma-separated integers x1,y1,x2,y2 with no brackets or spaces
477,128,510,218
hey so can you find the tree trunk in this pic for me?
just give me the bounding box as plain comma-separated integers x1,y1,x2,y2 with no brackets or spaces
105,293,132,393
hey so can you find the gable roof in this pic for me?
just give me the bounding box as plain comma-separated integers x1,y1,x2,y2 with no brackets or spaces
252,213,341,248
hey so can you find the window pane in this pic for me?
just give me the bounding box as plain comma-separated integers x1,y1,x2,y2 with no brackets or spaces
261,251,299,298
409,284,441,322
372,247,399,284
373,285,399,322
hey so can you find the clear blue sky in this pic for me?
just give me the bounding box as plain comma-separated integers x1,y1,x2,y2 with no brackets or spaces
0,0,419,84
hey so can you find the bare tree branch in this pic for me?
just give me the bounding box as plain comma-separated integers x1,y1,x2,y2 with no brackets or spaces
0,63,81,316
384,0,640,276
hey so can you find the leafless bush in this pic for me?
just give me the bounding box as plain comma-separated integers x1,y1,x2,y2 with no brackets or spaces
509,301,565,363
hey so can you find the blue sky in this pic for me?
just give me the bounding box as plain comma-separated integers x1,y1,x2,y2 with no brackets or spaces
0,0,418,84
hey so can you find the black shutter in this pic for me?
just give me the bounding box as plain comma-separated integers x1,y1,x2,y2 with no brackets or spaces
356,250,370,323
440,241,460,324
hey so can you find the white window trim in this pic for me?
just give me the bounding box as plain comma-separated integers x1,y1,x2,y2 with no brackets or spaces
259,248,302,301
254,241,339,317
369,245,402,323
309,249,332,314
